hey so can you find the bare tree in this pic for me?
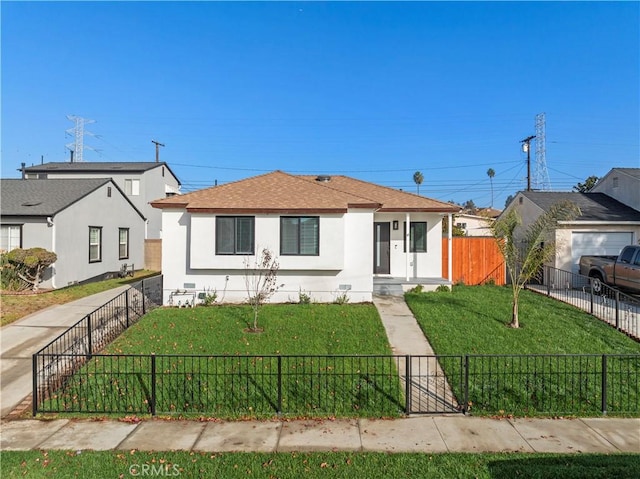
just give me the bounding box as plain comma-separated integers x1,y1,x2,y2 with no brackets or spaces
413,171,424,195
490,200,580,328
244,247,281,332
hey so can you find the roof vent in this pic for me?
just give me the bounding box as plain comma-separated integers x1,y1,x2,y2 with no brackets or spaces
315,175,331,182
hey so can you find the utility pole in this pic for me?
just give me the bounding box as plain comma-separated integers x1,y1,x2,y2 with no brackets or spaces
521,135,536,191
151,140,165,163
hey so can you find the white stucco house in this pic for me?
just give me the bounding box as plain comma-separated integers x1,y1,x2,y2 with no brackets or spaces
22,161,181,239
454,208,501,236
151,171,460,304
0,178,145,288
501,188,640,275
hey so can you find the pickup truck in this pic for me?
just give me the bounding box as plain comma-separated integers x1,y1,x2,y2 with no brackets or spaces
579,245,640,293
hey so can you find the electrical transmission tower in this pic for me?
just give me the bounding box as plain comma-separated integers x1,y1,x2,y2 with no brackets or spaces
65,115,97,162
533,112,551,190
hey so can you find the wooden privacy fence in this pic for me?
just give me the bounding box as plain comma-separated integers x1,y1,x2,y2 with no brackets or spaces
442,237,505,285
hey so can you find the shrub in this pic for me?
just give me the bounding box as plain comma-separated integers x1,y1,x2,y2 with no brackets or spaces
3,247,57,291
334,291,350,305
435,285,451,293
298,289,311,304
408,284,424,294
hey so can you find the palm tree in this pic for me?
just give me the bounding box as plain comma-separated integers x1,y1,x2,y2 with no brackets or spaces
489,200,580,328
413,171,424,195
487,168,495,208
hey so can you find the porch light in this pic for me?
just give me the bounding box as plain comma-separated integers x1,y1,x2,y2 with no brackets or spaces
393,220,399,230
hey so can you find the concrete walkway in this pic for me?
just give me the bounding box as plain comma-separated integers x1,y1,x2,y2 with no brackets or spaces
2,416,638,453
0,286,129,418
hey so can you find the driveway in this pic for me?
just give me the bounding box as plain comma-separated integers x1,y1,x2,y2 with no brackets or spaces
0,286,128,418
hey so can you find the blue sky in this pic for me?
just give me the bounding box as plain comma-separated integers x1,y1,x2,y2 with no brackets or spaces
2,1,638,209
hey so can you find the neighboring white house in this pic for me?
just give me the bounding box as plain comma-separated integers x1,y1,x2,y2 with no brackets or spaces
22,162,181,239
454,208,501,236
590,167,640,211
1,178,145,288
502,190,640,275
151,171,460,304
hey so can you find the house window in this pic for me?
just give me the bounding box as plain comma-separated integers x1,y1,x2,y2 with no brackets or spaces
119,228,129,259
107,187,112,197
215,217,254,255
124,179,140,196
89,226,102,263
456,222,467,229
280,217,319,255
404,222,427,253
613,177,619,188
0,225,22,251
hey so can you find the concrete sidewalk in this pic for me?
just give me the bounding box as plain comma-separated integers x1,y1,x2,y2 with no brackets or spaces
2,416,638,453
0,286,129,418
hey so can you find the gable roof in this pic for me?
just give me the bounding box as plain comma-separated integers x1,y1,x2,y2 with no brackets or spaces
0,178,145,219
24,161,181,185
151,171,459,214
520,191,640,222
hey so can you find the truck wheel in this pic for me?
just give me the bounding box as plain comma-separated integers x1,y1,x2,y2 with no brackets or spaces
590,275,603,293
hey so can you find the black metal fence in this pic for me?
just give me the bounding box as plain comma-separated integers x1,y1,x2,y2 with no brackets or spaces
527,266,640,340
32,275,163,414
33,352,639,417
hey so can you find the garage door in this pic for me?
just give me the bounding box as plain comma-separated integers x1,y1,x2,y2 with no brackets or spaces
571,231,633,274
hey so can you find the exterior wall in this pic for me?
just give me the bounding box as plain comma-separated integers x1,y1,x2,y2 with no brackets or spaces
591,170,640,211
454,214,493,237
0,217,54,283
160,209,375,304
374,212,445,278
52,183,145,288
40,165,180,239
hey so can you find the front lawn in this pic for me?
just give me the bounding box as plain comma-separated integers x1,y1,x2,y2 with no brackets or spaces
405,285,640,416
41,304,404,418
2,451,638,479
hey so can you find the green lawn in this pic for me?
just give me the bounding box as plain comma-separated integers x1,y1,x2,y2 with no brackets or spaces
105,303,393,356
405,285,640,416
2,451,638,479
41,304,404,418
404,285,640,355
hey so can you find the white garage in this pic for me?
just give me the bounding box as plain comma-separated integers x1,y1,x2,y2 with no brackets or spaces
571,231,634,274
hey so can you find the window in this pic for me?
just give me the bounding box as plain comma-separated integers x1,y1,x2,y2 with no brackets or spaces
281,217,319,255
124,179,140,196
613,177,619,188
119,228,129,259
404,222,427,253
89,227,102,262
456,222,467,229
216,217,254,255
0,225,22,251
619,247,635,264
107,187,112,197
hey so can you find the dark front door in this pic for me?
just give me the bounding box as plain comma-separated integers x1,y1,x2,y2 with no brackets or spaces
374,222,390,274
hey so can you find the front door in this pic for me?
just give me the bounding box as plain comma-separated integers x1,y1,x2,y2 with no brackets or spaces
374,222,390,274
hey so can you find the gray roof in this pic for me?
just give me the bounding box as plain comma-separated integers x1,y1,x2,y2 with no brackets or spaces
24,161,181,184
0,178,143,218
521,191,640,222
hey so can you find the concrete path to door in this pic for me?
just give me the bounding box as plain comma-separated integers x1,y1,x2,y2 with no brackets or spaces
0,286,129,418
373,295,458,413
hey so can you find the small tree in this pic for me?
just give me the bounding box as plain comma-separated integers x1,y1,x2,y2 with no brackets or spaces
244,247,280,332
5,247,57,291
490,200,580,328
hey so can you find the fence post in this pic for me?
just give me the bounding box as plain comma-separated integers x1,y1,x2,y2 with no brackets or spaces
87,314,93,359
142,279,146,315
546,267,551,296
125,289,130,328
464,355,470,414
32,354,38,416
277,356,282,415
150,354,157,416
590,281,594,315
614,291,620,329
405,355,412,415
601,355,607,416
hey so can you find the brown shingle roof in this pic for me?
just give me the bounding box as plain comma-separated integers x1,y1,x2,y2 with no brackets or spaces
151,171,459,213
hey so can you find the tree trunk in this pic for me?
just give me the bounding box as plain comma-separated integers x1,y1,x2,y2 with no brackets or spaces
510,296,520,328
